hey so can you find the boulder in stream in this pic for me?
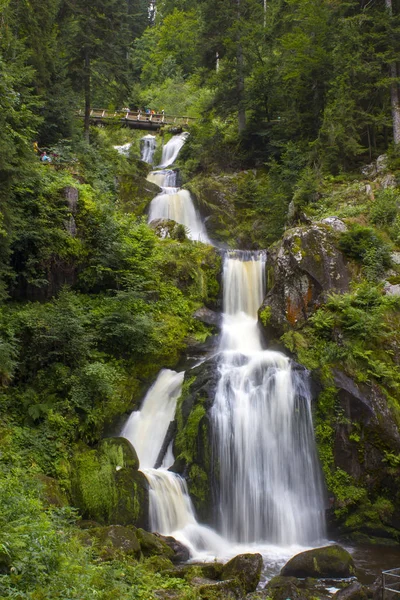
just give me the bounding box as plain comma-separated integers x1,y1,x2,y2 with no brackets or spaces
221,553,263,593
280,544,356,578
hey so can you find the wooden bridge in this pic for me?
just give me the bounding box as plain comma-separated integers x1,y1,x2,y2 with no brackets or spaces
78,109,196,131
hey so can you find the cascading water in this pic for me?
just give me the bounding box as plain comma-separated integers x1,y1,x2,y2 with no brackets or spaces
157,132,189,168
211,252,326,546
147,135,210,243
121,369,228,558
141,134,157,164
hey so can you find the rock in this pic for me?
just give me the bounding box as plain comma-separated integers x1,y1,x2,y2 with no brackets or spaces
320,217,347,232
35,474,68,507
156,534,190,563
70,437,148,528
391,252,400,265
333,582,368,600
194,307,222,328
264,575,310,600
198,579,242,599
361,163,377,178
376,154,388,173
149,218,188,240
136,528,174,559
380,174,396,189
365,184,374,198
280,545,356,579
145,555,175,573
172,356,220,522
168,562,224,581
86,525,141,560
260,224,351,337
384,282,400,296
222,553,263,593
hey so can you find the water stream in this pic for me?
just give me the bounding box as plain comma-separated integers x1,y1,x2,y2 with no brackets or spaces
141,134,157,164
146,134,209,242
122,133,326,571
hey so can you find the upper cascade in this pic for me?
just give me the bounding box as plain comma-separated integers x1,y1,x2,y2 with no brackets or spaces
141,134,157,164
147,133,210,243
157,132,189,168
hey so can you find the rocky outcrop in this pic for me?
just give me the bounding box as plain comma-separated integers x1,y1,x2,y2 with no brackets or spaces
259,224,351,338
80,524,141,561
70,437,149,528
280,544,356,579
333,582,368,600
221,553,263,593
172,356,220,523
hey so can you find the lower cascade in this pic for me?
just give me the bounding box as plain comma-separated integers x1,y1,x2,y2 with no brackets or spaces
122,251,326,562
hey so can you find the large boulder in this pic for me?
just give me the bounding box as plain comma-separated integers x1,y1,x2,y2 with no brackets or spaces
280,545,355,579
70,437,148,528
264,576,311,600
136,528,174,560
81,524,141,560
221,553,263,593
259,224,351,338
172,355,220,523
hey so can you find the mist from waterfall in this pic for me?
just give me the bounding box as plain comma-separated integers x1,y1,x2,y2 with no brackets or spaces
211,252,326,546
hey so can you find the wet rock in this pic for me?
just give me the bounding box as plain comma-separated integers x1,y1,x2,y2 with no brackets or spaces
156,534,190,563
85,525,141,560
264,575,311,600
280,545,356,578
70,437,148,528
333,582,368,600
172,356,220,522
194,306,222,328
222,553,263,593
136,528,174,559
320,216,347,232
198,579,242,599
260,224,351,338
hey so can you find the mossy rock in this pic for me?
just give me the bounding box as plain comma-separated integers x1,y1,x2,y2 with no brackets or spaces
280,544,355,578
85,525,141,561
265,576,311,600
198,578,242,599
35,474,68,508
136,528,174,559
166,562,224,582
333,582,368,600
143,555,175,573
70,438,148,527
221,553,263,593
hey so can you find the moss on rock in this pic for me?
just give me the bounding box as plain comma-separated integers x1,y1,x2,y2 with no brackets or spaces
280,545,355,579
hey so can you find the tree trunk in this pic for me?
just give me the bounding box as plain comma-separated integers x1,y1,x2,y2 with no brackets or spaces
264,0,267,28
236,0,246,133
84,49,91,143
385,0,400,145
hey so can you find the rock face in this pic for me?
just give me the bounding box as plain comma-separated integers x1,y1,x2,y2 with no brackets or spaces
221,553,263,593
280,545,356,579
70,437,149,528
259,224,351,338
172,356,220,523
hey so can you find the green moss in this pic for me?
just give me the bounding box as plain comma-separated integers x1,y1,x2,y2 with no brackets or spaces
189,464,208,509
259,306,272,327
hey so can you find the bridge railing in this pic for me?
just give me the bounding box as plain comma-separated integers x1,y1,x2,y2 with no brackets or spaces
383,569,400,598
77,109,196,126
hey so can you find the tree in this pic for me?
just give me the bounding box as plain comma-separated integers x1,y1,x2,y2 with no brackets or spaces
385,0,400,144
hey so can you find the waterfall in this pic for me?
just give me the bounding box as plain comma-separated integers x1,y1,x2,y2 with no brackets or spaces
113,142,132,156
141,135,157,164
158,132,189,168
147,134,210,243
122,369,228,559
211,252,326,546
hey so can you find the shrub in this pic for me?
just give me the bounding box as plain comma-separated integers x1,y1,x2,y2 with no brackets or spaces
338,224,392,280
370,188,399,227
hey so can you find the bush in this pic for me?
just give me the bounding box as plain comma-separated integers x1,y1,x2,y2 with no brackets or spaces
370,188,399,227
338,224,392,280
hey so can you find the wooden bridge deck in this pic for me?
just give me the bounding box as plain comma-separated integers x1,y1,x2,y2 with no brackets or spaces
78,109,196,130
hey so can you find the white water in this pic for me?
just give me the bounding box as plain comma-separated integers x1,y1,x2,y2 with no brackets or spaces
157,132,189,168
141,135,157,164
147,134,210,243
211,252,326,546
122,369,228,558
113,142,132,156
